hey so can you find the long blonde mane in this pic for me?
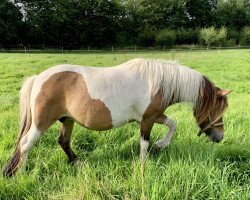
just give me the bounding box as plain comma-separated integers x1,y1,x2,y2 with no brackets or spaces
125,58,204,106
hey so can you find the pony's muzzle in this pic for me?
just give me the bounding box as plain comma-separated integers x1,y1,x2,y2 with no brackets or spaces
207,129,224,143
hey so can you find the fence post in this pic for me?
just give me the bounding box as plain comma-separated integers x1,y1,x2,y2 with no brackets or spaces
24,46,27,54
135,45,137,52
171,50,175,60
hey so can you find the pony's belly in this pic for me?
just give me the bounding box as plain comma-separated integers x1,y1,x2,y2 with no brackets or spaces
72,103,143,131
111,113,142,128
68,99,114,131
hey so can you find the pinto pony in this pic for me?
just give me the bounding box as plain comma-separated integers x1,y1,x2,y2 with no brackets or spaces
3,58,231,176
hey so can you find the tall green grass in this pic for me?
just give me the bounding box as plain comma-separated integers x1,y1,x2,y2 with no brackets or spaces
0,50,249,199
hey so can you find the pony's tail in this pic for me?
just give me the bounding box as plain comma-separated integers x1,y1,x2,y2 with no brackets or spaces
3,75,37,176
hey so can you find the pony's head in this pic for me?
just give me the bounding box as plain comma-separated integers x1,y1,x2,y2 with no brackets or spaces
194,77,232,142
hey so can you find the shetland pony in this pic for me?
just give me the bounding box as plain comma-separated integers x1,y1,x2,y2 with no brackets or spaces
3,58,231,176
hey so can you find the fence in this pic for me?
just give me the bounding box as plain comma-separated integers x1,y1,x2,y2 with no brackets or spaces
0,44,250,53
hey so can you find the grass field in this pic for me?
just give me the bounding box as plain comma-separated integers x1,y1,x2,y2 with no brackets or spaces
0,50,249,199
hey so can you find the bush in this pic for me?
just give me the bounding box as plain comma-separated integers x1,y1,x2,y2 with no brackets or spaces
225,39,236,47
216,27,227,46
137,26,156,47
240,27,250,45
200,27,217,47
227,28,241,44
115,32,129,46
175,28,199,44
155,29,176,47
200,26,227,47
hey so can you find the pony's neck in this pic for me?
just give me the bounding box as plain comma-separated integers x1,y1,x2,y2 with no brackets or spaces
161,73,204,106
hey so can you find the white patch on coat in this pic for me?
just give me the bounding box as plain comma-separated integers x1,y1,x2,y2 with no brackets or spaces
154,117,177,149
140,137,149,162
19,123,41,164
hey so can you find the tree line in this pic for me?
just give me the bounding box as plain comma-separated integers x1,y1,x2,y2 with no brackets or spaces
1,0,250,48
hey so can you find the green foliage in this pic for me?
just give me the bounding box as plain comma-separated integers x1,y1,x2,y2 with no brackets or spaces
140,0,188,29
240,27,250,45
1,0,250,47
200,27,227,47
215,0,249,31
0,0,23,45
186,0,217,27
156,29,176,47
175,28,200,44
216,27,227,46
200,27,217,47
227,28,241,44
224,39,236,47
137,26,157,46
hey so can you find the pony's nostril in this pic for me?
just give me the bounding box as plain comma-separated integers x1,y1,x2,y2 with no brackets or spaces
214,138,221,143
213,134,223,143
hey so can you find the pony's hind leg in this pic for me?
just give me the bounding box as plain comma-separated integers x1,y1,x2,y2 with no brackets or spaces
18,123,41,170
3,123,41,176
154,115,176,149
58,117,79,164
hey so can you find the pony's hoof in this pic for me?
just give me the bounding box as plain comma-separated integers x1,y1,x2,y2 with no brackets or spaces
73,160,83,166
154,140,169,149
151,145,161,155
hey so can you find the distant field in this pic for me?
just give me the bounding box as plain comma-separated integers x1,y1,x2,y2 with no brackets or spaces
0,50,249,199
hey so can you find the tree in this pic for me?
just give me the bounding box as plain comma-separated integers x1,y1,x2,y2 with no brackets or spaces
17,0,121,47
0,0,23,45
215,0,248,31
140,0,188,29
186,0,217,28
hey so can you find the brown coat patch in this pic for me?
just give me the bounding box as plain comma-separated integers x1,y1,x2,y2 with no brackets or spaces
34,71,113,132
143,91,166,120
140,91,167,140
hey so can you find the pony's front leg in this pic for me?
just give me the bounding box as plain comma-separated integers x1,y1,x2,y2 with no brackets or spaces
140,119,154,163
154,115,176,149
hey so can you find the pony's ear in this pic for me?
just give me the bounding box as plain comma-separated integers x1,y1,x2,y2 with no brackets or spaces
217,89,232,97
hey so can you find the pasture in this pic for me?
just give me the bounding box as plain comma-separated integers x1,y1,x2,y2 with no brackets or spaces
0,50,249,199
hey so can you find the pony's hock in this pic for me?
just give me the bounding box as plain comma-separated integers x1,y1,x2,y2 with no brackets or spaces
3,58,231,176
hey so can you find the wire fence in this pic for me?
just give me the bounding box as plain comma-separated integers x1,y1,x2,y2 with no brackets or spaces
0,44,250,53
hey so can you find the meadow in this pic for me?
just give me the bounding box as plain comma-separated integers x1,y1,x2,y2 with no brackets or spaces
0,50,249,199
